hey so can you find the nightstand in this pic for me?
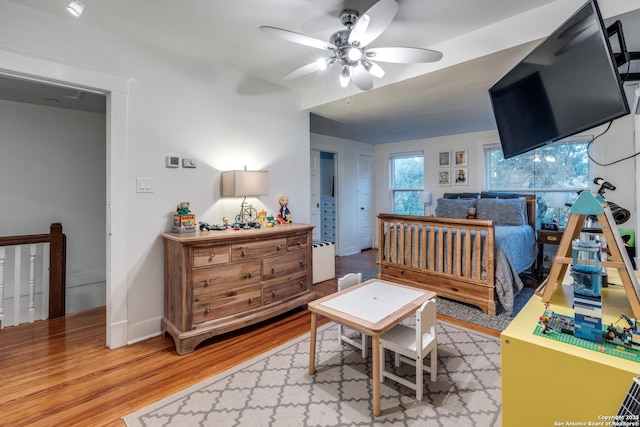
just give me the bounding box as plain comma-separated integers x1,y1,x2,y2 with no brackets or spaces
536,229,564,280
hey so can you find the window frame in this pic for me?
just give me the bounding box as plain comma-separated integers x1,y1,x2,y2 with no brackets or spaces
483,140,591,228
389,151,425,216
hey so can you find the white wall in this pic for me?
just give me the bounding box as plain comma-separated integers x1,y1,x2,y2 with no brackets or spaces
0,2,310,345
311,134,375,256
0,99,107,313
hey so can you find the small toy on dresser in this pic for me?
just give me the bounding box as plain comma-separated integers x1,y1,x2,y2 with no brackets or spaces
172,201,196,233
277,195,292,224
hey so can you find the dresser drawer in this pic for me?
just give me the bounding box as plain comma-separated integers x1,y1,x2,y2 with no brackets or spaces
193,244,231,268
321,199,335,209
262,272,309,305
321,222,335,232
193,284,261,324
231,238,287,261
321,208,335,216
287,234,308,251
321,214,335,224
192,261,261,293
263,251,307,281
538,230,563,245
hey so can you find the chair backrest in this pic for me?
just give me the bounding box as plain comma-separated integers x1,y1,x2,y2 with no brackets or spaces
415,299,437,348
337,272,362,291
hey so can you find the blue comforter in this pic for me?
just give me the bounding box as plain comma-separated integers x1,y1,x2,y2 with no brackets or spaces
493,225,537,314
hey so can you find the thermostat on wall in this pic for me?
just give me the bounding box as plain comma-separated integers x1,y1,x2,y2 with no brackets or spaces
166,155,180,168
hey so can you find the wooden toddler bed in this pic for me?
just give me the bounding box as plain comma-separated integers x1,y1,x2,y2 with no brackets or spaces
377,194,537,315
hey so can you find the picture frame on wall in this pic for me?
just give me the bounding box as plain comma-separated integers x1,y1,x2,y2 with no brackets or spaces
438,169,451,186
454,149,468,166
438,151,451,167
453,168,468,186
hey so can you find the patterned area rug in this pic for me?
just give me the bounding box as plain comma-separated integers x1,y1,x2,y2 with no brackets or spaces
123,321,501,426
361,269,534,331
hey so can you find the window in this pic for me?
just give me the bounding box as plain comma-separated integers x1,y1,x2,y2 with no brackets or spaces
390,152,424,215
484,142,589,228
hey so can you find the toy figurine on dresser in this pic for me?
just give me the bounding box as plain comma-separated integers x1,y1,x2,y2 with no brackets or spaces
172,201,196,233
277,195,292,224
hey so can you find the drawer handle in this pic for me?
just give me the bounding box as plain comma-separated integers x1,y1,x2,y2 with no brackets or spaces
299,281,304,288
205,305,211,313
249,296,254,303
299,259,303,266
548,236,558,242
209,253,215,259
247,271,254,278
241,249,247,257
271,266,277,273
272,290,276,297
276,244,282,251
204,279,211,287
297,240,302,246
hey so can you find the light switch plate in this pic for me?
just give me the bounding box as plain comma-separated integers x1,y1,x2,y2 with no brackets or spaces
182,158,197,168
136,177,153,193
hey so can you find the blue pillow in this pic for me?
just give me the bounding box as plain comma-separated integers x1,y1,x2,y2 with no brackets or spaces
435,198,477,219
480,191,521,199
445,192,478,199
476,198,527,225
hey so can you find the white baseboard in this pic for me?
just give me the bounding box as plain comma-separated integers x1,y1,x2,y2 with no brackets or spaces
127,316,163,345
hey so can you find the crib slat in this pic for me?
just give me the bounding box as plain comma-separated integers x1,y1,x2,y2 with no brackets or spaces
464,230,478,278
451,228,462,276
475,230,480,280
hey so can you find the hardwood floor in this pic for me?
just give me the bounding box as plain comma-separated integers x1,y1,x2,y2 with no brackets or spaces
0,249,497,426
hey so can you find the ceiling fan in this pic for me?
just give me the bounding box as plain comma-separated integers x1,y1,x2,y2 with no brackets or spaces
260,0,443,91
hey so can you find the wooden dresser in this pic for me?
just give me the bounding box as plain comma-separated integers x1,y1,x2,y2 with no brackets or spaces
161,223,315,355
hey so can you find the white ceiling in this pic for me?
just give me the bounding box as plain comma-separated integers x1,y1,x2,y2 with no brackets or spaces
3,0,640,143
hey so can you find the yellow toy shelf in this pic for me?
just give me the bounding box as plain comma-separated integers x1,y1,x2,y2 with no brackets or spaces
502,268,640,426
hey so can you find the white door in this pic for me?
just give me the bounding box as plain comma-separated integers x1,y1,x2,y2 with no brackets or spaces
310,150,321,241
357,154,373,249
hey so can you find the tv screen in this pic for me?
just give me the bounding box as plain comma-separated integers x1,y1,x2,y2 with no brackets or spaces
489,0,630,159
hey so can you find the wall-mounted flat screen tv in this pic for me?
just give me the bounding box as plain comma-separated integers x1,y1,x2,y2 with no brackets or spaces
489,0,630,159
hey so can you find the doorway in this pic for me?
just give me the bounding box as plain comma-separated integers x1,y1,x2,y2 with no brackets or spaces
310,150,337,245
0,49,130,349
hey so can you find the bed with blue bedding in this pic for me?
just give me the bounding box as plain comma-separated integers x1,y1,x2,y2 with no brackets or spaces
377,193,537,315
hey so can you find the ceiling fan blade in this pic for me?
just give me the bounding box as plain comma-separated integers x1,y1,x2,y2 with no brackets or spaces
365,47,443,63
283,60,329,80
348,0,398,47
350,64,374,90
260,26,336,51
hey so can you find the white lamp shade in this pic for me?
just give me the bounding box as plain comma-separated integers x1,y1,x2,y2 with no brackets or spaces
419,191,432,204
221,170,268,197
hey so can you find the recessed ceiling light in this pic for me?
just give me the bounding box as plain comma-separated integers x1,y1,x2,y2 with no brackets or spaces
67,1,84,17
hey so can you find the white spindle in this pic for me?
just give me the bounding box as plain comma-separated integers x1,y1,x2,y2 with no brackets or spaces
0,247,5,329
42,243,50,320
28,244,36,323
13,245,21,327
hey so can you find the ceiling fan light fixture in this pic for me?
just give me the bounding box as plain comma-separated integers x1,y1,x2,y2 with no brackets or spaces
347,47,362,61
67,0,84,17
339,66,351,88
316,58,328,71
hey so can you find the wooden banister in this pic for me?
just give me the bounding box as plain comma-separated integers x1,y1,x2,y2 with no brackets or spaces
0,223,66,319
49,223,66,319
